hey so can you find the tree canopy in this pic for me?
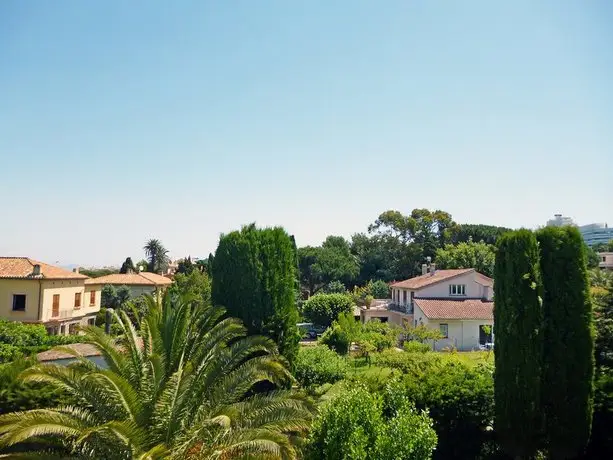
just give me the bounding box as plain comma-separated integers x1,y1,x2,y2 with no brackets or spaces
435,240,496,277
143,239,170,274
119,257,135,274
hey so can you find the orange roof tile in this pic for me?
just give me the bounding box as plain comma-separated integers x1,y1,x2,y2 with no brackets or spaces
84,272,172,286
390,269,474,290
414,298,494,320
0,257,88,280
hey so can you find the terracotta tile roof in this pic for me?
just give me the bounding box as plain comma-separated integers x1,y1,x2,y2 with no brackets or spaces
474,272,494,286
414,298,494,320
0,257,88,280
84,272,172,286
390,269,474,290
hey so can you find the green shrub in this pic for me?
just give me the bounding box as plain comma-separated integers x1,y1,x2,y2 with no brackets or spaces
404,340,432,353
370,280,390,299
0,320,47,348
360,331,394,352
294,346,347,388
323,280,347,294
320,324,350,355
306,383,436,460
303,293,354,328
0,344,23,363
374,349,442,376
398,361,495,460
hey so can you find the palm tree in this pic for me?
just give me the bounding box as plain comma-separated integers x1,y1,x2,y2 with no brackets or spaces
143,239,170,274
0,294,314,459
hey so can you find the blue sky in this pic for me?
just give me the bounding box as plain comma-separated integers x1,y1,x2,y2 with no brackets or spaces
1,1,612,266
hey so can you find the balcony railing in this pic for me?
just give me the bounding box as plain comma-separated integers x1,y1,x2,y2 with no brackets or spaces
51,310,74,320
388,303,414,314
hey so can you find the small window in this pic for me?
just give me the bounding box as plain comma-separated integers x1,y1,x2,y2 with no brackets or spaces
52,294,60,317
403,291,407,304
439,323,449,338
12,294,26,311
74,293,81,309
449,284,466,296
90,290,96,306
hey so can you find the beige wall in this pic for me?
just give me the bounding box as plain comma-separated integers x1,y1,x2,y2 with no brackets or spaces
392,272,493,303
362,309,411,327
428,319,494,351
0,279,42,322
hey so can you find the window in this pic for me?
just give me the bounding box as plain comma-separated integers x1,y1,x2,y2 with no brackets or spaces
12,294,26,311
603,256,607,262
403,290,407,304
74,293,81,309
90,290,96,306
52,294,60,317
449,284,466,296
439,323,449,338
88,318,96,326
479,325,493,345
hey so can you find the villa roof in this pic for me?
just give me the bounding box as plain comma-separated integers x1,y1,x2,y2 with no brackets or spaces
390,269,475,290
0,257,87,280
84,272,172,286
414,298,494,320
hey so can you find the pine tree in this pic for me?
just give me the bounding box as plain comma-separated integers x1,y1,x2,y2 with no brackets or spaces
537,226,594,459
212,224,299,364
494,229,544,458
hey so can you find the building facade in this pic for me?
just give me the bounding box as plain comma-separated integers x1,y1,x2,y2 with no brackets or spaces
361,266,494,351
0,257,101,335
599,252,613,271
579,223,613,247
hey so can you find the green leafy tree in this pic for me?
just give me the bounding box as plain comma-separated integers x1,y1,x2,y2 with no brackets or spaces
320,324,351,355
135,259,148,272
169,269,211,307
294,346,348,388
370,279,390,299
306,383,436,460
537,226,595,459
212,224,301,364
449,224,512,245
0,294,314,458
143,238,170,273
298,236,359,296
175,256,194,275
79,267,119,277
119,257,135,274
494,229,544,459
302,293,354,328
435,240,496,277
585,244,601,269
101,285,131,309
323,280,347,294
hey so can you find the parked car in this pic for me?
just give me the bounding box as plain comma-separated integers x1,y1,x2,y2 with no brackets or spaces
297,322,325,340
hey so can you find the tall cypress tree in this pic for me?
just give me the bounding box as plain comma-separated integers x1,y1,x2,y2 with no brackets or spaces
212,224,299,364
537,226,594,459
494,229,544,458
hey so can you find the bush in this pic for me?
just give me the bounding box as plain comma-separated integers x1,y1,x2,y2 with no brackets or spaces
370,280,390,299
399,361,495,460
360,331,395,352
294,346,348,388
323,280,347,294
404,340,432,353
0,344,22,363
0,320,47,348
374,349,442,376
306,383,436,460
320,324,350,355
303,293,354,328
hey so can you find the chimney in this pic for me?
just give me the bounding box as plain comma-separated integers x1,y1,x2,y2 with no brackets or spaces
430,263,436,275
72,267,79,274
422,264,428,275
32,264,41,276
127,268,134,275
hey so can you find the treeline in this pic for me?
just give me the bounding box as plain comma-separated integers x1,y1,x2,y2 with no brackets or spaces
298,209,511,296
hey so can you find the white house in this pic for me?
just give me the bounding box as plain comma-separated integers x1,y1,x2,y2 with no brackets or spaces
84,271,172,298
362,265,494,351
598,252,613,271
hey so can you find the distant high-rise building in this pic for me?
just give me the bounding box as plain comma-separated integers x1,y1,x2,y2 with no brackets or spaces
546,214,576,227
579,223,613,247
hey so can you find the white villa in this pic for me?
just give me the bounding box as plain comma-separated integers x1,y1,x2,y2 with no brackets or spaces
361,264,494,351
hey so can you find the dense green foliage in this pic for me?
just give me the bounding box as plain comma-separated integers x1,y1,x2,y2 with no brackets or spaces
0,320,79,363
0,359,71,415
306,383,436,460
537,226,595,459
119,257,135,274
298,236,359,296
322,280,347,294
302,293,354,328
294,346,348,388
370,279,390,299
101,284,131,309
320,324,351,355
449,224,512,245
143,238,170,273
0,294,314,459
394,361,495,460
494,229,544,458
167,269,211,307
435,240,496,277
212,224,300,364
79,266,118,278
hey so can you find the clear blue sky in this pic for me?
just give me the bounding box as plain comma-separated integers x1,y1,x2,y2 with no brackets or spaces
1,1,612,267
